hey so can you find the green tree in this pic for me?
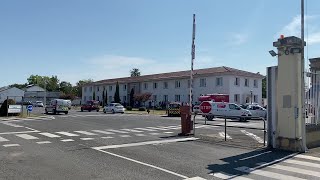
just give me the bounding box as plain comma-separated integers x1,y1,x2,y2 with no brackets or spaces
93,91,96,100
102,88,105,106
130,68,141,77
262,78,266,98
130,88,135,106
74,79,93,97
104,89,108,105
9,83,28,90
114,81,121,103
27,75,60,91
59,81,73,94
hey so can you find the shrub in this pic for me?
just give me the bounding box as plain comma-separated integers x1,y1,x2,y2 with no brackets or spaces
139,107,146,111
126,106,132,111
0,99,16,116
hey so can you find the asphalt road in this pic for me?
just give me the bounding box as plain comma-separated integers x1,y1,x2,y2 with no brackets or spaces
0,111,320,180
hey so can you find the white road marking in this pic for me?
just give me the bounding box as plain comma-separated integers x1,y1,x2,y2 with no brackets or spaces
80,138,94,141
16,134,39,140
163,132,174,134
135,134,146,136
184,177,207,180
218,132,232,139
295,154,320,162
101,136,114,139
235,166,306,180
134,128,157,132
268,164,320,177
36,141,51,144
94,149,189,179
121,129,143,133
284,159,320,168
74,131,97,136
211,172,253,180
149,133,161,135
0,130,39,135
3,144,20,147
106,129,129,134
92,130,114,135
119,135,131,138
241,130,264,143
39,132,61,138
93,137,198,150
56,132,79,137
61,139,74,142
2,122,23,127
0,136,9,142
147,127,170,130
239,151,272,161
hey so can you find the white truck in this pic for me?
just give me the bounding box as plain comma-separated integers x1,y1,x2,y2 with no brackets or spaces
45,99,70,115
205,102,252,121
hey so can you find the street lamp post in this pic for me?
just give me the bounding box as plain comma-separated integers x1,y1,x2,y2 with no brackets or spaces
250,90,253,104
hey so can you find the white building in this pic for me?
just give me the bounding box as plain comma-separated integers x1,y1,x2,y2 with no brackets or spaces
0,87,25,104
82,66,264,106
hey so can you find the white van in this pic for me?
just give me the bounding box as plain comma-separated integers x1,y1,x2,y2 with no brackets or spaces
45,99,69,115
205,102,252,121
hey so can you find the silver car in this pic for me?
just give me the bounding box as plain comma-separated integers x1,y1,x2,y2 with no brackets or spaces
103,103,125,114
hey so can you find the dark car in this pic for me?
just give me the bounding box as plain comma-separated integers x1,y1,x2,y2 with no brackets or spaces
81,100,100,112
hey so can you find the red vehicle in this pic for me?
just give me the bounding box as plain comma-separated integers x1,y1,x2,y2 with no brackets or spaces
198,94,229,103
81,100,100,112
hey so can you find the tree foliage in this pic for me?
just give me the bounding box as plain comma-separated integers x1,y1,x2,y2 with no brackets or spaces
134,93,152,104
130,68,141,77
114,81,121,103
262,78,266,98
0,99,16,116
104,89,108,105
130,88,135,106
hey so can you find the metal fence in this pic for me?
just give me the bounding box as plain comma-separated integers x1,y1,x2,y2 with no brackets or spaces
305,71,320,125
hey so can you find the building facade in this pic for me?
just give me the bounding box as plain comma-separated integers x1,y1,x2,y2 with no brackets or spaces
0,87,25,104
24,85,61,104
82,66,264,106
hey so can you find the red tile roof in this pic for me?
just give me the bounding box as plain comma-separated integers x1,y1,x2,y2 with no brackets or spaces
88,66,264,86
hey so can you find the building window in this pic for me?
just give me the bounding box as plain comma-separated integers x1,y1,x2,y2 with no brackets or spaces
254,79,258,88
123,96,127,102
200,78,206,87
163,82,168,89
123,85,127,91
144,83,148,90
188,80,190,88
235,78,240,86
163,95,168,102
109,96,112,103
153,95,157,102
254,95,258,103
109,86,113,91
84,87,87,92
245,79,249,87
175,95,181,102
153,82,158,89
234,94,240,103
84,96,87,101
175,81,181,88
90,87,92,92
97,86,100,92
216,77,223,86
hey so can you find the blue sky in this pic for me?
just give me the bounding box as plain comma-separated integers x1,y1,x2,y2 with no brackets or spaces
1,0,320,87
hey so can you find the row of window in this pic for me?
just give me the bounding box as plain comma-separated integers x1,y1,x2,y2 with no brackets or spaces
234,94,258,103
84,78,258,93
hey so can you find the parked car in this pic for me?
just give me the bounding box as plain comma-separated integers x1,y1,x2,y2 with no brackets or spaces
204,102,252,121
81,100,100,112
35,101,44,107
240,104,267,119
103,103,125,114
45,99,69,115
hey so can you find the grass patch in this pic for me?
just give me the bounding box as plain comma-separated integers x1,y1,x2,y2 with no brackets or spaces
125,108,167,115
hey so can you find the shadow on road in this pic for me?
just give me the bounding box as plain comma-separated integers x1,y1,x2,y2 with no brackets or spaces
206,148,295,178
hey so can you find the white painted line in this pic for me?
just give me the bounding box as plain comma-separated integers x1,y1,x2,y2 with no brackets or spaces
239,151,272,161
235,166,306,180
94,149,189,179
121,129,143,133
149,133,161,135
135,134,146,137
36,141,51,144
268,164,320,177
134,128,157,132
241,130,264,143
93,137,198,150
284,159,320,168
92,130,114,135
101,136,114,139
0,130,39,135
39,132,61,138
219,132,232,140
61,139,74,142
56,132,79,137
74,131,97,136
106,129,129,134
3,144,20,147
16,134,39,140
119,135,131,138
80,138,94,141
2,122,23,127
24,127,41,131
211,172,253,180
184,177,207,180
0,136,9,142
295,154,320,162
163,132,174,134
147,127,170,130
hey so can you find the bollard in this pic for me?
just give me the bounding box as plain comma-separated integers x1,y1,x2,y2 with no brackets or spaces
225,117,227,141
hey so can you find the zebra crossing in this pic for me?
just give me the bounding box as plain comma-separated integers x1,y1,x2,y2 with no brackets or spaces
0,125,185,148
213,154,320,180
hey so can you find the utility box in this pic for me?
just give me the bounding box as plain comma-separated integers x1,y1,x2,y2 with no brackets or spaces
180,106,193,135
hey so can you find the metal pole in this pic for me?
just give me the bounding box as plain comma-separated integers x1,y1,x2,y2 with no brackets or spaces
190,14,196,134
225,117,227,141
6,96,8,117
44,81,47,107
301,0,307,152
264,118,266,146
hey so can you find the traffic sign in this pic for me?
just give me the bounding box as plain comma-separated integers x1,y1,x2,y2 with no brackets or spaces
199,101,211,114
27,105,33,112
